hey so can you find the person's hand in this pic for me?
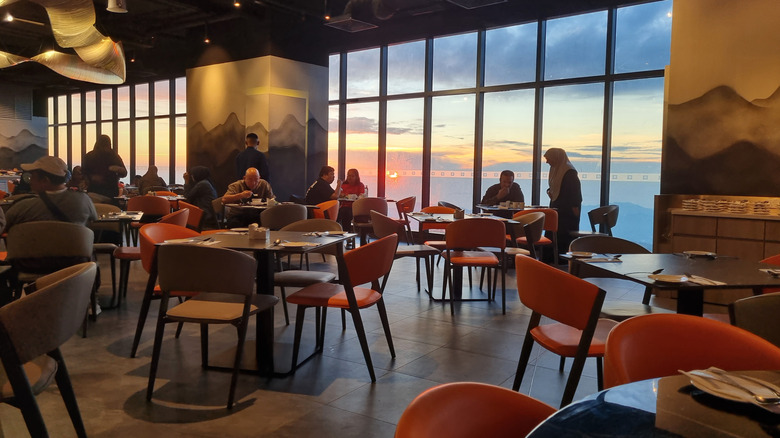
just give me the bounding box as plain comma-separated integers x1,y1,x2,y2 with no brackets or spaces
183,171,189,182
242,190,253,199
497,186,510,199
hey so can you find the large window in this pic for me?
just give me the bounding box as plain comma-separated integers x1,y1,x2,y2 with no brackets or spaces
48,77,186,184
328,0,672,247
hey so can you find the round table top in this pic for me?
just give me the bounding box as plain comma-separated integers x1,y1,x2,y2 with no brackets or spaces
528,371,780,437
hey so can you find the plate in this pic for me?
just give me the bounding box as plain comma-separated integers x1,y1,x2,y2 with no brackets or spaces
279,241,317,248
648,274,688,283
230,227,249,232
683,250,717,258
326,230,348,235
567,251,594,258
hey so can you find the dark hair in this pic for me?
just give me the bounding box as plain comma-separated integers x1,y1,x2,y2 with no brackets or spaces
33,169,67,185
346,168,361,184
246,133,259,141
319,165,335,178
189,166,211,182
500,170,515,180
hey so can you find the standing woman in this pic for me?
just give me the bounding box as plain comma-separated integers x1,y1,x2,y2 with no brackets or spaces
183,166,217,228
545,148,582,257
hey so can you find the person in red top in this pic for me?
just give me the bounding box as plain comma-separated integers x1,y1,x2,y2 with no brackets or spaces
340,168,365,196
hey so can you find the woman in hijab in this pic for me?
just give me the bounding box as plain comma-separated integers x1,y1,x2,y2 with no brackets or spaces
82,135,127,198
183,166,217,228
138,165,167,195
545,148,582,256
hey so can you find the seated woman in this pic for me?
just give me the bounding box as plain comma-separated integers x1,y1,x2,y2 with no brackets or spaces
138,165,167,195
338,168,364,229
183,166,217,228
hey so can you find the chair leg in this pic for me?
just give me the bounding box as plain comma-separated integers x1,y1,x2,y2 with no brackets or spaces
561,353,588,408
290,306,307,373
318,307,329,351
146,312,169,402
642,286,653,305
596,357,604,391
108,253,116,304
559,356,566,372
131,275,157,358
424,256,433,298
228,320,249,409
51,350,87,438
341,308,346,331
414,257,421,292
279,286,290,325
500,264,506,315
513,328,537,391
200,323,209,368
9,366,49,438
350,308,376,382
376,298,395,358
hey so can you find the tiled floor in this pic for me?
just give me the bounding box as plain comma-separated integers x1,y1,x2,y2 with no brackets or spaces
0,249,728,437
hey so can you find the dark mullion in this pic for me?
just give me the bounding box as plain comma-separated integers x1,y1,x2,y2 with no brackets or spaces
129,86,136,179
378,47,388,198
531,19,546,207
169,79,176,183
52,97,59,160
421,38,434,208
112,88,119,162
338,53,347,182
472,29,486,212
148,82,156,167
66,94,72,168
601,8,617,206
80,94,87,161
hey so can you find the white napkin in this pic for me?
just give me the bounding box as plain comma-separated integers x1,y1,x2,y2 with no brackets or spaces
686,275,726,286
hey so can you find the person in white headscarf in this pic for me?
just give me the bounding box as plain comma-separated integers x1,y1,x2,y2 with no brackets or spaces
544,148,582,257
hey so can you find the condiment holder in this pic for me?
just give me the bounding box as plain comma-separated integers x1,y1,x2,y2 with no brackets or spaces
248,223,269,240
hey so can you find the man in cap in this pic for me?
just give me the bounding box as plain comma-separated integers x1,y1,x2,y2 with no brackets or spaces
6,156,97,230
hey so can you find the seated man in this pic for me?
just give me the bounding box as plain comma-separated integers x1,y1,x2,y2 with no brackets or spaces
6,156,97,230
481,170,524,205
222,167,274,228
305,165,342,205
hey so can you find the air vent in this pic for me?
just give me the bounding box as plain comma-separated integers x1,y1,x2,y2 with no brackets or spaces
446,0,507,9
324,14,378,32
0,87,32,120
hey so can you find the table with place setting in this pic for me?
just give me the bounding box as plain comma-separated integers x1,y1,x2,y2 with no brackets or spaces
91,210,144,246
529,370,780,437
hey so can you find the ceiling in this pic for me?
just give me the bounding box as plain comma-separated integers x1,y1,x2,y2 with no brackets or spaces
0,0,644,95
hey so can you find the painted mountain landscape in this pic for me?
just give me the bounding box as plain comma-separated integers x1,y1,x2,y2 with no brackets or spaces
663,85,780,196
0,129,47,169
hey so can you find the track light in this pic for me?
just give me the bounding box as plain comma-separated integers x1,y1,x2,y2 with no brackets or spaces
107,0,128,13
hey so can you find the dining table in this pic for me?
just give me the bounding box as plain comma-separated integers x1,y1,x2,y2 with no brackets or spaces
158,230,355,375
91,210,144,246
476,203,546,218
528,370,780,437
568,253,780,316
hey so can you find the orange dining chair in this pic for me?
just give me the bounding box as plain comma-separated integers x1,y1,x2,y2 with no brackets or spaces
513,254,617,407
129,223,201,358
443,217,506,314
313,199,339,220
371,210,438,294
394,196,416,244
287,234,398,382
396,382,556,438
126,195,172,245
178,200,205,232
146,244,278,409
513,208,559,265
420,205,456,268
604,313,780,389
480,211,544,294
158,208,189,227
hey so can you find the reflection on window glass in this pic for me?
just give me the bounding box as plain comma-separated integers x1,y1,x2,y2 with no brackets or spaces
328,105,339,172
57,126,67,162
329,54,340,101
388,40,425,95
117,87,130,119
345,102,378,194
155,118,170,180
175,116,187,183
135,84,149,118
71,94,81,123
175,78,186,114
347,48,379,99
71,127,81,167
118,121,130,183
545,11,607,80
610,78,663,249
48,126,54,156
431,94,474,209
615,0,672,73
482,90,535,201
47,98,54,126
136,120,149,171
57,96,67,124
485,23,537,86
386,99,423,206
101,89,112,121
154,80,169,116
542,83,604,228
84,92,96,122
433,33,477,91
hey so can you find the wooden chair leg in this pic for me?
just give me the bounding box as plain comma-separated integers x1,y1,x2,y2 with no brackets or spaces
51,350,87,438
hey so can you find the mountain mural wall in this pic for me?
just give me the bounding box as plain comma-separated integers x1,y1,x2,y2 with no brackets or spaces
0,129,47,169
663,85,780,196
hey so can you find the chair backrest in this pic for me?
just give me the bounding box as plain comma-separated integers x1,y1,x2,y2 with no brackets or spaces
260,203,308,230
604,313,780,388
512,211,545,247
446,217,506,249
157,244,256,297
352,197,388,218
513,208,558,232
729,292,780,348
395,196,416,218
370,210,403,239
93,202,120,217
211,197,225,227
158,208,190,227
0,262,96,363
341,234,398,288
395,382,556,438
569,235,649,254
150,190,177,197
588,205,619,234
280,218,343,232
515,254,604,330
762,254,780,266
7,221,94,270
139,223,200,273
313,199,339,220
91,203,121,234
127,195,171,216
437,201,462,211
177,200,204,231
421,206,455,214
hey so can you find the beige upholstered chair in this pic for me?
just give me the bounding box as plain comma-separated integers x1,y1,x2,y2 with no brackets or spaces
351,197,388,245
0,262,97,437
260,203,307,230
147,244,278,409
729,292,780,348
